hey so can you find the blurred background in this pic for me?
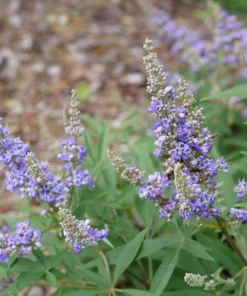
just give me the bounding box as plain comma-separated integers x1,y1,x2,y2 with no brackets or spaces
0,0,247,217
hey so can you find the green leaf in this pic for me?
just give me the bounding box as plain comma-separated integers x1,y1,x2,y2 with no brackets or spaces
0,265,7,279
2,283,18,296
33,249,46,266
150,246,181,295
234,203,247,209
133,142,155,174
113,228,148,283
177,250,206,274
11,258,42,272
124,289,156,296
201,83,247,101
196,233,241,273
98,121,109,161
16,271,44,290
182,239,214,261
218,165,235,207
97,260,111,287
79,245,125,270
76,83,90,102
163,290,211,296
84,130,96,161
81,114,101,133
44,252,66,270
63,291,105,296
80,269,108,287
46,271,57,287
137,235,182,259
241,151,247,156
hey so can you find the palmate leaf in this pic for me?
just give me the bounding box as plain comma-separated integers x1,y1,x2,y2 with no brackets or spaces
80,268,109,287
113,228,148,283
150,245,181,296
182,239,214,261
137,234,182,259
97,260,111,287
196,233,241,273
176,250,206,275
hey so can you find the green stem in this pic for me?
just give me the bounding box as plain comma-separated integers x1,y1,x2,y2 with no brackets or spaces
42,223,57,234
148,257,153,282
68,186,75,209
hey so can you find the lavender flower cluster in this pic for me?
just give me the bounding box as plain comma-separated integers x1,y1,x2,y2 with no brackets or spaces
109,39,228,221
58,89,94,188
0,90,108,259
0,119,69,209
152,8,247,77
0,221,42,263
140,39,228,221
108,40,247,224
58,208,108,253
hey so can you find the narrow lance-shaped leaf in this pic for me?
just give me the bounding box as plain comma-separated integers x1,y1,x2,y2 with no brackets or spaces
63,291,105,296
113,228,148,283
123,289,157,296
137,234,182,259
201,83,247,101
182,239,214,261
150,245,181,295
234,203,247,209
98,121,109,161
164,290,212,296
46,271,57,288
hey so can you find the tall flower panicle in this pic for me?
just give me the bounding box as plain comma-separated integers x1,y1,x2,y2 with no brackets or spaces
108,39,228,221
107,150,144,185
0,221,42,263
65,89,85,137
140,39,228,220
58,208,108,253
58,90,94,188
